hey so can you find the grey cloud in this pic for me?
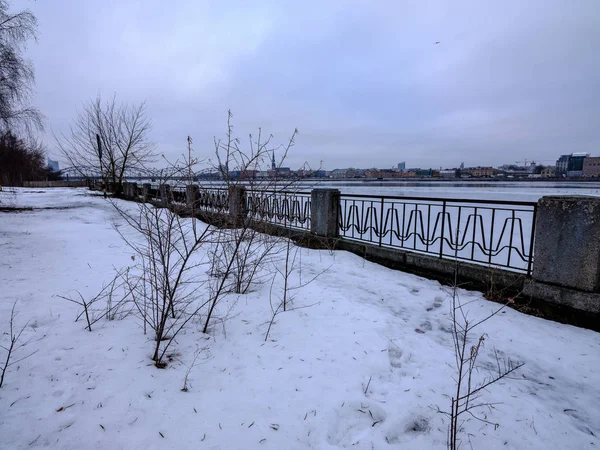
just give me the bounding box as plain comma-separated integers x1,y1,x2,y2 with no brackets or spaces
21,0,600,170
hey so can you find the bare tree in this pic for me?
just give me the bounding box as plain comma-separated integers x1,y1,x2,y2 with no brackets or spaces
0,131,47,186
0,1,43,134
56,95,156,195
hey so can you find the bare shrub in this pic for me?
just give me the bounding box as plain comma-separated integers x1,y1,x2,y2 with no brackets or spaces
438,230,524,450
200,111,304,333
115,194,213,367
264,237,326,341
181,345,211,392
58,268,132,331
0,301,37,388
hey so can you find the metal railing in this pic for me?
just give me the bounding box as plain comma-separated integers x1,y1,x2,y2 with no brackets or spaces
339,194,537,274
168,186,229,212
132,183,537,274
246,190,312,230
200,188,229,213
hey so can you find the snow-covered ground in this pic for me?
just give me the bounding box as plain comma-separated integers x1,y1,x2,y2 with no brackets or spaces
1,187,599,450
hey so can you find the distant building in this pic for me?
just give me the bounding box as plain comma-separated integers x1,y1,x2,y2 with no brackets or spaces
239,170,259,180
555,155,570,177
464,167,496,178
541,166,556,178
440,169,457,179
268,167,291,178
415,169,434,178
378,169,403,178
460,162,465,170
397,161,406,172
567,153,590,178
312,170,329,178
330,169,346,179
364,168,379,178
583,156,600,178
47,158,60,172
346,168,364,178
556,153,590,178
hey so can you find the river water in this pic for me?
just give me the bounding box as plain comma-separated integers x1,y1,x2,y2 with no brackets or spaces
189,180,600,202
288,180,600,202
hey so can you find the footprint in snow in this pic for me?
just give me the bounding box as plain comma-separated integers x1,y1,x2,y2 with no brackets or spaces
415,319,433,334
388,346,403,368
419,320,433,332
426,296,444,311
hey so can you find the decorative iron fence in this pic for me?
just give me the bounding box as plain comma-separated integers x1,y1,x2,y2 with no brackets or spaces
135,183,537,274
338,194,537,275
168,186,229,212
246,190,311,230
199,188,229,213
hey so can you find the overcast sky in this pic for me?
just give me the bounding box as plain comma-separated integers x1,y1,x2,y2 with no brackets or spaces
17,0,600,170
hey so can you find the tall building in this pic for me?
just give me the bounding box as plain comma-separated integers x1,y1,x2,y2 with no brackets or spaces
556,153,590,178
460,162,465,170
47,158,60,172
555,155,570,177
568,153,589,171
567,153,590,178
397,161,405,172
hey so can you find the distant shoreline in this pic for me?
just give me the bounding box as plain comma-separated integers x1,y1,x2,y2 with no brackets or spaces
314,177,600,184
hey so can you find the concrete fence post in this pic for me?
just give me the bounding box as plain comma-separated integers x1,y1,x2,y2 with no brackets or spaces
524,195,600,313
228,185,247,226
186,185,199,210
310,189,340,239
159,184,172,205
129,182,138,199
142,183,151,202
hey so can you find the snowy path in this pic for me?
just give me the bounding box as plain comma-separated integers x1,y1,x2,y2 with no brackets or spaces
0,188,599,449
